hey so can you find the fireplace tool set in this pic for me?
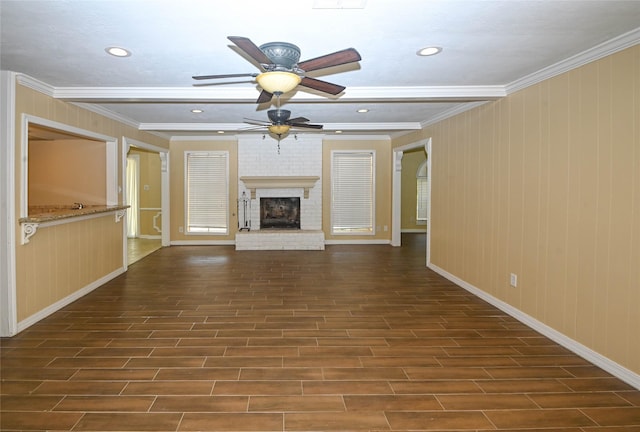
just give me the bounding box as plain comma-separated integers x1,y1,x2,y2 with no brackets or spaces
237,191,251,231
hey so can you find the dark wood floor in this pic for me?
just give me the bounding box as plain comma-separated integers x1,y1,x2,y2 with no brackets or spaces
2,234,639,431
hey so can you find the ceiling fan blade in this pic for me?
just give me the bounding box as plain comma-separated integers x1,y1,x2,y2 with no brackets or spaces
256,90,274,104
244,118,270,126
192,72,258,80
228,36,272,65
299,76,345,95
192,79,256,87
297,48,361,72
240,125,268,131
290,122,323,129
287,117,310,124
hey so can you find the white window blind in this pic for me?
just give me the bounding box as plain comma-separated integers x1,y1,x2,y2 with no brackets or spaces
331,151,374,234
185,151,228,234
416,161,428,222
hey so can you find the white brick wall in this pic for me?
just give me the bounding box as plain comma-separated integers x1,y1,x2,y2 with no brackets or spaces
238,134,323,231
235,230,325,250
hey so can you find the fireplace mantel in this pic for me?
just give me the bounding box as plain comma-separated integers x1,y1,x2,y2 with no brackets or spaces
240,176,320,199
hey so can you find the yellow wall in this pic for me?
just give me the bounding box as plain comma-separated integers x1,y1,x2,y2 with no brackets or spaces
394,45,640,375
14,83,169,323
129,148,162,237
322,139,392,241
15,215,123,320
401,148,427,231
29,139,107,207
169,139,238,242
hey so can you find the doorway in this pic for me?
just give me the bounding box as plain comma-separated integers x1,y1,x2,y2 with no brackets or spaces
123,138,168,265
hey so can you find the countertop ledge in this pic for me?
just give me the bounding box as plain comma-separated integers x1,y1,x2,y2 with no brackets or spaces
20,205,130,223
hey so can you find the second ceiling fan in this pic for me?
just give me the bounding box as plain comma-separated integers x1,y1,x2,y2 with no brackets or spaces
193,36,361,103
244,109,323,137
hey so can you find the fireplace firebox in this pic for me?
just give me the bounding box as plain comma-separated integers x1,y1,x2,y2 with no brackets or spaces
260,197,300,229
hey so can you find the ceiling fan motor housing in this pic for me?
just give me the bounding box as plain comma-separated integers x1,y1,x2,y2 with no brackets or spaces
267,109,291,124
259,42,301,70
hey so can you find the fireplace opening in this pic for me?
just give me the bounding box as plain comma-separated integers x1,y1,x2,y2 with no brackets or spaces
260,197,300,229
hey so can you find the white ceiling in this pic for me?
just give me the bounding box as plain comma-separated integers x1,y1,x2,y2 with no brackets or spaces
2,0,640,138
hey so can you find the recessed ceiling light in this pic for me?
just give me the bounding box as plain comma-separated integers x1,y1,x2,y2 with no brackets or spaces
417,46,442,56
217,131,225,134
335,130,343,134
357,109,369,113
105,46,131,57
191,109,204,113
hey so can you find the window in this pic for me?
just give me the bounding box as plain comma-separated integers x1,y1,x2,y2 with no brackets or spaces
416,160,428,223
331,151,375,234
185,151,228,234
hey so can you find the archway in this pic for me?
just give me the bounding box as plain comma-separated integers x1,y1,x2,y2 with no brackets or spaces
391,138,431,266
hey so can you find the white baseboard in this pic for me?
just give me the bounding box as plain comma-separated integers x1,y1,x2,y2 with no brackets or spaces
428,263,640,390
16,267,126,333
324,239,391,245
170,240,236,246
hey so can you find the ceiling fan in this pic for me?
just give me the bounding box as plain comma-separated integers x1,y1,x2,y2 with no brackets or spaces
244,108,323,137
192,36,361,103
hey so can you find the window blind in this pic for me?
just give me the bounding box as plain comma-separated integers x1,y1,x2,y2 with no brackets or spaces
185,151,228,234
331,151,374,234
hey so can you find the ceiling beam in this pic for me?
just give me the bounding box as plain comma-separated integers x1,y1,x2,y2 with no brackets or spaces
16,75,506,103
138,122,423,132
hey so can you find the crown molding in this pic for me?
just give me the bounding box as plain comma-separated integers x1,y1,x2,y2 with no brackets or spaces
140,121,421,133
420,101,489,128
140,122,248,131
323,134,392,141
13,73,504,136
322,122,421,131
15,73,55,96
48,85,506,103
507,26,640,94
170,135,239,142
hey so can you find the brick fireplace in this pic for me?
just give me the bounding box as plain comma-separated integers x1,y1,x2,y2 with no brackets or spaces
235,135,325,250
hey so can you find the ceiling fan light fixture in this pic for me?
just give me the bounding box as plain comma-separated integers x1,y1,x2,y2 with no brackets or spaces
268,124,291,135
256,71,301,94
259,42,301,69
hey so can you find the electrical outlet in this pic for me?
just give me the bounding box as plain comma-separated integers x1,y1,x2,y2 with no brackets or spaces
178,226,183,233
510,273,518,287
383,225,388,231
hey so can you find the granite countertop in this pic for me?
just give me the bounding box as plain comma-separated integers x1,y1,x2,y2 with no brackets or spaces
20,205,129,223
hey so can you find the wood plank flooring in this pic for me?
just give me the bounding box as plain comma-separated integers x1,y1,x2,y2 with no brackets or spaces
2,234,639,431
